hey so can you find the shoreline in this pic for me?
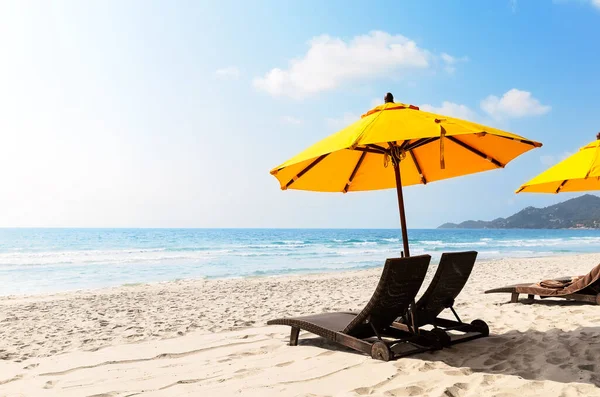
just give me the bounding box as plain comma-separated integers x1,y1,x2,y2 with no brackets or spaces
0,250,594,299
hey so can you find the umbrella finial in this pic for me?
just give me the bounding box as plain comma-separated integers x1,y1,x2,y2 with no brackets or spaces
384,92,394,103
596,132,600,141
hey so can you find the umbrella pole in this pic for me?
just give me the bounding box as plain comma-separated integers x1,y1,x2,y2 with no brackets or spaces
393,161,410,257
393,160,418,334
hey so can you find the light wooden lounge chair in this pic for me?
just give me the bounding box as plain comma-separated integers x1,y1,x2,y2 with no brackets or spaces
267,255,443,361
485,263,600,305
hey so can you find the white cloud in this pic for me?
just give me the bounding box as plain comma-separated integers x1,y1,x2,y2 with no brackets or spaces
326,113,360,130
553,0,600,9
420,89,549,123
540,152,573,166
440,53,468,74
281,116,303,125
215,66,240,80
254,31,460,98
480,89,550,119
420,101,477,121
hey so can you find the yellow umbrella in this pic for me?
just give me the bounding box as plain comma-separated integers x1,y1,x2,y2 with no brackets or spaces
517,135,600,194
271,94,542,256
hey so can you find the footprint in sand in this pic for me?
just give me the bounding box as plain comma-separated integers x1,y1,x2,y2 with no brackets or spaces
480,374,502,386
231,368,261,380
0,374,23,385
314,350,335,358
383,385,425,396
43,380,57,389
444,368,473,377
443,384,469,397
483,358,499,366
546,356,563,365
352,386,371,395
417,362,437,372
23,363,39,370
491,362,509,371
578,364,595,372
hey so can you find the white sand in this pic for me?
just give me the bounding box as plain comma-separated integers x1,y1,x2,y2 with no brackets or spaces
1,253,600,396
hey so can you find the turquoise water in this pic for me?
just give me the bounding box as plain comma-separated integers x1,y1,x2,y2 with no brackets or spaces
1,228,600,296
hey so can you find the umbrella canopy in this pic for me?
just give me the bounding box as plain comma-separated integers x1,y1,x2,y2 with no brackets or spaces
517,137,600,194
271,96,542,256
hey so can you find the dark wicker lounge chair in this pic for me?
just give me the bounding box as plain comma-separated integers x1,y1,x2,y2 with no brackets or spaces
393,251,489,346
485,263,600,305
267,255,442,361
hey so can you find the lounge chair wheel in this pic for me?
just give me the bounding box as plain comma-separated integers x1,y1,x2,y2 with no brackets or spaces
470,319,489,336
430,328,451,347
371,341,391,361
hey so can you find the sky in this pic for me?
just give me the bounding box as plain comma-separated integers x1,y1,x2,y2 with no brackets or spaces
0,0,599,228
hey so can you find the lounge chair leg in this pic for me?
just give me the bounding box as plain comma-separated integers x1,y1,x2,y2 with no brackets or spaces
527,294,534,300
289,327,300,346
511,293,519,303
449,306,462,323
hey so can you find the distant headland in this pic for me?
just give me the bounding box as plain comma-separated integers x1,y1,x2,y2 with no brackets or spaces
438,194,600,229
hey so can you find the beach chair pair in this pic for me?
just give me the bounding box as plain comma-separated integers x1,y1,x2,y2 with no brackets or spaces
268,251,488,361
485,263,600,305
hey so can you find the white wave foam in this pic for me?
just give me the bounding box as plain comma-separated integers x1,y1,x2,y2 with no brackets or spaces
419,240,444,246
0,248,232,267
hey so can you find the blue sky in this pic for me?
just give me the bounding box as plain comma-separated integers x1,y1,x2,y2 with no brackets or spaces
1,0,599,228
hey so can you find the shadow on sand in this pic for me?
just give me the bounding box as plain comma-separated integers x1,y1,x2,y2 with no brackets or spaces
298,325,600,387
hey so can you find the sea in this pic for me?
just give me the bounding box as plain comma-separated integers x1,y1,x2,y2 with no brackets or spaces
1,228,600,296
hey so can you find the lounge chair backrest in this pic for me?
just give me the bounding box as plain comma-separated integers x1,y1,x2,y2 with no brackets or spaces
563,263,600,295
343,255,431,334
414,251,477,325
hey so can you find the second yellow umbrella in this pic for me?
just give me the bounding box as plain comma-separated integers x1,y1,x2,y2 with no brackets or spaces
271,94,543,256
517,134,600,194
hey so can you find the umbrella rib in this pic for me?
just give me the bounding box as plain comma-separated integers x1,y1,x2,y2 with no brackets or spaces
555,180,568,193
284,153,329,189
398,140,410,150
352,147,384,155
365,144,388,153
446,136,504,168
491,134,542,147
409,150,427,184
405,137,439,152
343,151,367,193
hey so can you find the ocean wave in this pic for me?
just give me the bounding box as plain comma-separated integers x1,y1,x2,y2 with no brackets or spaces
419,240,444,246
271,240,306,245
418,241,489,248
0,248,235,267
352,241,378,246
